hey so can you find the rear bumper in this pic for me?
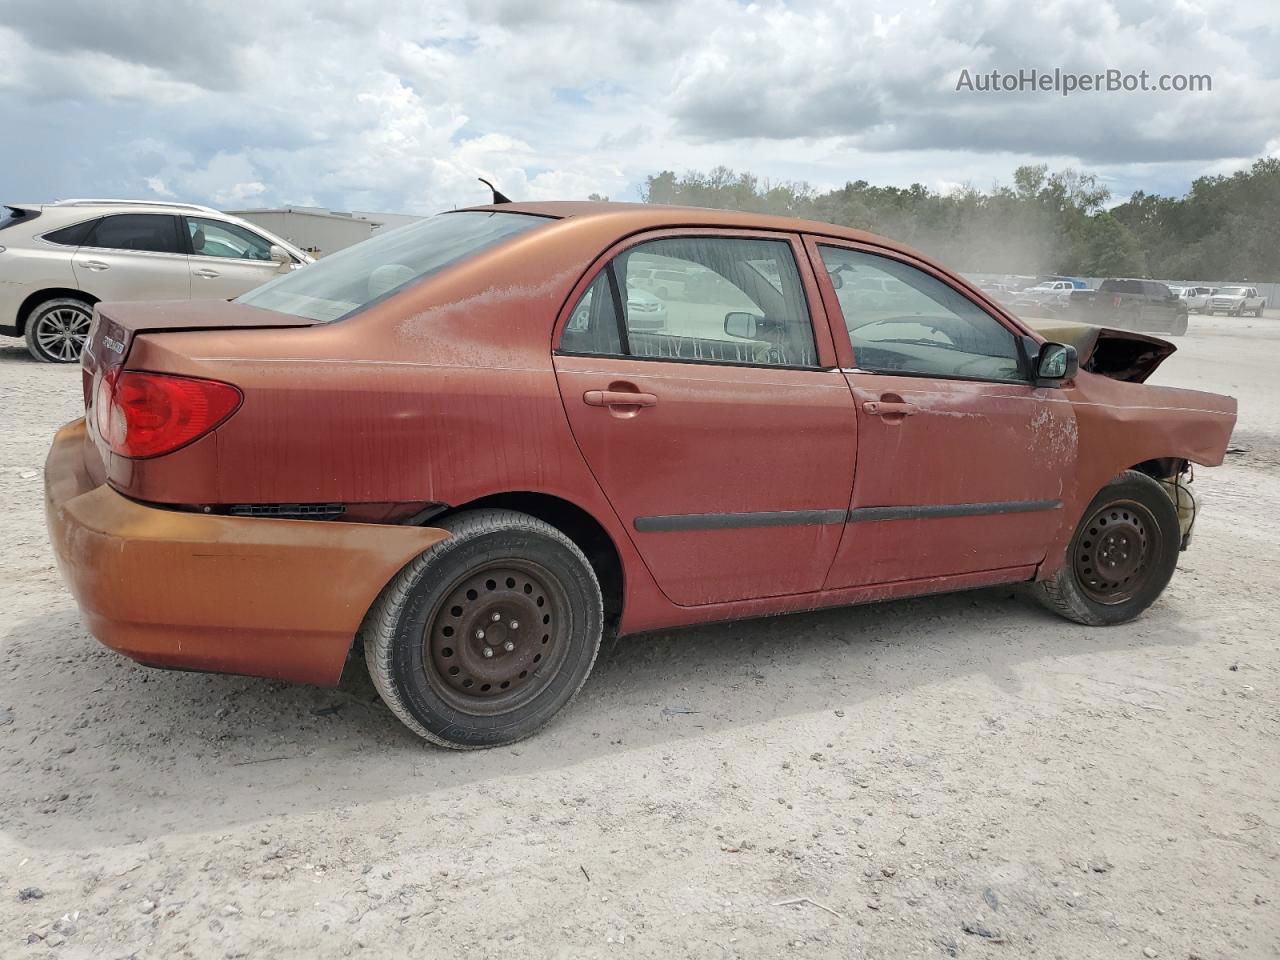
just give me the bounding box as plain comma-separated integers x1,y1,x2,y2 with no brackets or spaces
44,419,449,686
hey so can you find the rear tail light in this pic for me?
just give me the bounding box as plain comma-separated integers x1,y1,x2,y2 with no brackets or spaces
96,371,242,459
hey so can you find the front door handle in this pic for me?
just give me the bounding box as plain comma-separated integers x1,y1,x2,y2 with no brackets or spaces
862,400,918,417
194,268,221,279
81,260,109,271
584,389,658,408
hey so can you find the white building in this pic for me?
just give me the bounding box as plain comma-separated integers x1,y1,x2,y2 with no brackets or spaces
227,206,424,257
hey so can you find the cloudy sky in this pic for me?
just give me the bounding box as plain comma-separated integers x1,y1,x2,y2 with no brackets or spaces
1,0,1277,215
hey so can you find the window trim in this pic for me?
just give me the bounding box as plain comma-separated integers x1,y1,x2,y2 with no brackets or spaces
552,227,840,372
804,236,1035,384
181,215,277,265
81,213,184,258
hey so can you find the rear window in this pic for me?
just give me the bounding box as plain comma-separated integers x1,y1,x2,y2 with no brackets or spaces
86,214,182,254
1100,279,1142,293
0,206,39,232
237,211,551,323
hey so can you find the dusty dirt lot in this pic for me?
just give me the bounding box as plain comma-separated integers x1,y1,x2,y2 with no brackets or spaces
1,314,1276,959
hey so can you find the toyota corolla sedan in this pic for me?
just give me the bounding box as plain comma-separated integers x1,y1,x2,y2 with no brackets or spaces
45,202,1237,749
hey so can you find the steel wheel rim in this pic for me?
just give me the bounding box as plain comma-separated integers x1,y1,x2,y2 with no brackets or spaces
421,558,570,715
35,306,92,361
1073,499,1160,604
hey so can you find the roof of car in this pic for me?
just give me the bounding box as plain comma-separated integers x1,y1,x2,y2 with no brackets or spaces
458,200,912,254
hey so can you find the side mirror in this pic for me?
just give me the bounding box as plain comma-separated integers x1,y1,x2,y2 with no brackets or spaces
1035,341,1078,385
724,311,761,339
829,270,843,290
269,244,292,272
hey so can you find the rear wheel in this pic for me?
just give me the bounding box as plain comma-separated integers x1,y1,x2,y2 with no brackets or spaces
1032,470,1181,626
1171,313,1188,336
362,509,603,749
25,298,94,363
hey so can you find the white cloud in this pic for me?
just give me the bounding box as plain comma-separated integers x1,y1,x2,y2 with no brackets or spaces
0,0,1276,214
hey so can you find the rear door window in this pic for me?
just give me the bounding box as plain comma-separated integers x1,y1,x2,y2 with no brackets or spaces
85,214,182,254
559,235,819,368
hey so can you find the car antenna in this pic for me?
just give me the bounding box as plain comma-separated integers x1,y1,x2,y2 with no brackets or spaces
478,178,512,204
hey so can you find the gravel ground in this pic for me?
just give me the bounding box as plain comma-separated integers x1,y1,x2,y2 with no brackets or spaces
0,314,1276,959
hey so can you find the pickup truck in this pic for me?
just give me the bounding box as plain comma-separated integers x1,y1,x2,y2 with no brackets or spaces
1174,285,1217,313
1013,279,1084,316
1203,286,1266,317
1070,278,1189,335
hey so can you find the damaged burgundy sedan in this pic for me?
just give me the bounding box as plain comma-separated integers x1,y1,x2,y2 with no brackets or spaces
45,202,1237,748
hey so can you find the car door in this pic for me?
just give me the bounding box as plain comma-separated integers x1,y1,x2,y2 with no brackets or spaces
807,238,1077,588
553,229,856,606
71,214,190,302
183,216,285,299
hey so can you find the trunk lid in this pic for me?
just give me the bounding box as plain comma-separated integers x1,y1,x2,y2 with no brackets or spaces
82,299,315,449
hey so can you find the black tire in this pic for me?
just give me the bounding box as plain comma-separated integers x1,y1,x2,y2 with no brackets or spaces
1170,312,1188,337
25,297,94,363
362,509,603,749
1255,304,1266,317
1032,470,1181,626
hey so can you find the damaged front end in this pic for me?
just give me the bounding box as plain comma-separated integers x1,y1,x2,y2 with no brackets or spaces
1026,319,1177,384
1157,463,1198,550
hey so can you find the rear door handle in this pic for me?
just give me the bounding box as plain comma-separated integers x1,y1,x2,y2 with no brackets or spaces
584,390,658,408
194,268,221,279
862,400,918,417
81,260,109,271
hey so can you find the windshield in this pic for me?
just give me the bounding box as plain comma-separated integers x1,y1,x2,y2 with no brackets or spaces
237,211,550,322
1218,286,1246,295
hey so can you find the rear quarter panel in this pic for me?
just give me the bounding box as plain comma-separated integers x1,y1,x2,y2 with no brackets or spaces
118,216,682,635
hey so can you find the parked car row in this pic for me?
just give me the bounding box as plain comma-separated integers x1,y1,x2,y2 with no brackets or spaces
4,195,1271,363
1069,278,1188,335
0,199,311,361
1011,278,1087,315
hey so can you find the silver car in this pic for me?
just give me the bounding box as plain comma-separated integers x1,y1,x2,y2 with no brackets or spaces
0,199,312,362
625,287,668,331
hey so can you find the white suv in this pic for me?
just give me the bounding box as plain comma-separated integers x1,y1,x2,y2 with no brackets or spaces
0,199,313,362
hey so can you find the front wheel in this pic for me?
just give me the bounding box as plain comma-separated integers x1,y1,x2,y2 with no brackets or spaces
1171,313,1188,336
25,297,94,363
362,509,603,749
1032,470,1181,626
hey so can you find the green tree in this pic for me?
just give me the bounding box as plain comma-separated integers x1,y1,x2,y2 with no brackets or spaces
641,159,1279,281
